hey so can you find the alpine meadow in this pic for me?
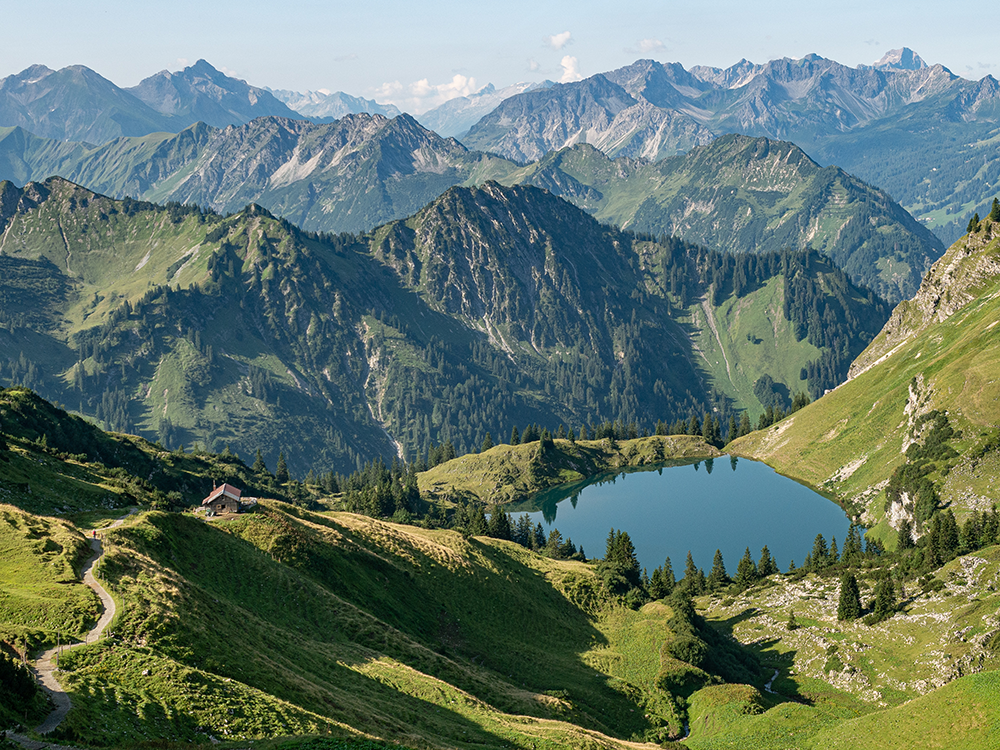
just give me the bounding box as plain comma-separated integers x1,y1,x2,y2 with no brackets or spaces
0,20,999,750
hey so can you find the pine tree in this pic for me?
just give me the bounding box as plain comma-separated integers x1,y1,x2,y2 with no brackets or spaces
829,536,839,565
735,546,759,589
481,432,494,452
486,507,511,540
680,551,704,594
738,412,752,437
252,448,268,476
533,522,546,550
275,451,290,483
810,534,829,569
707,549,730,590
758,545,779,577
871,577,896,622
841,524,864,566
510,426,520,445
837,573,862,621
991,197,1000,223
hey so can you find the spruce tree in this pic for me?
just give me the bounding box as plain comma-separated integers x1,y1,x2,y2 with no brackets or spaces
872,577,896,622
810,534,829,569
275,451,290,483
252,448,268,476
735,547,759,589
662,557,675,594
738,412,752,437
510,426,520,445
758,545,779,577
837,573,862,621
481,432,494,452
707,549,730,590
486,507,511,540
991,197,1000,223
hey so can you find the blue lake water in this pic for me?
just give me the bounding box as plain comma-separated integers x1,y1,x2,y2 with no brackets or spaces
507,457,854,576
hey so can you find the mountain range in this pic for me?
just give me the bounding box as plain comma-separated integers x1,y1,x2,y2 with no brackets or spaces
0,176,888,475
0,117,943,300
0,59,305,143
2,50,997,250
461,50,1000,245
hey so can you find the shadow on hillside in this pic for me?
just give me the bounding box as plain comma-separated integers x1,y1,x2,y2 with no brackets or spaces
705,607,812,707
145,507,658,742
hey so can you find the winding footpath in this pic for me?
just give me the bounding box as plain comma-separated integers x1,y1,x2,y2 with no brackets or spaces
6,510,134,746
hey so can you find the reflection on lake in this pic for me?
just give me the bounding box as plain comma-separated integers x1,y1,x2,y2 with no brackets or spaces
508,456,854,574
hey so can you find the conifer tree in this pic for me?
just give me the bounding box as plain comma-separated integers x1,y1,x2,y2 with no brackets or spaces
252,448,268,476
810,533,829,569
510,426,520,445
758,545,779,577
275,451,290,483
486,506,511,540
738,412,752,437
735,546,759,589
872,577,896,622
837,573,862,621
841,523,864,566
829,536,839,565
991,197,1000,223
707,549,731,590
481,432,494,452
533,522,546,550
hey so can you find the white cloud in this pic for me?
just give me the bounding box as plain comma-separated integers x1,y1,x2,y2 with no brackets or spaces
527,58,540,72
373,74,479,113
638,38,665,55
546,31,572,50
560,56,583,83
177,58,190,68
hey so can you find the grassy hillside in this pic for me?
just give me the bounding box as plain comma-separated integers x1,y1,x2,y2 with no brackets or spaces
729,220,1000,541
49,502,725,747
418,435,721,504
0,390,998,748
689,545,1000,749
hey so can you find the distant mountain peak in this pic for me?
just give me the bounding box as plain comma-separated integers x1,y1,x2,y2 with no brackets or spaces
874,48,927,71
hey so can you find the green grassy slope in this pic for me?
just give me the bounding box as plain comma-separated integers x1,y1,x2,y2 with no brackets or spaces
688,545,1000,749
51,503,708,747
730,220,1000,540
418,435,721,504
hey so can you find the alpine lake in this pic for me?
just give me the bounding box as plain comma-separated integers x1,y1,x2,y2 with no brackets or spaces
508,456,855,574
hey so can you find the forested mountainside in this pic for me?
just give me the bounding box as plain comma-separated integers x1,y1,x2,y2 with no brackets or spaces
0,177,886,475
0,119,942,299
461,53,1000,246
495,136,943,301
731,206,1000,543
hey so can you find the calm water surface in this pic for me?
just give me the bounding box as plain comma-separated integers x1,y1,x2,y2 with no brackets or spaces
508,457,853,574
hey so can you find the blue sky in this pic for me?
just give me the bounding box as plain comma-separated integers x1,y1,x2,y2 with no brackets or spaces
5,0,998,113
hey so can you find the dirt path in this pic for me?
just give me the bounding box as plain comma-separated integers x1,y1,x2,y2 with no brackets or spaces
29,510,135,736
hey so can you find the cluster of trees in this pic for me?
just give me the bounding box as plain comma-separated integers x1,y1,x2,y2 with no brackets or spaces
885,410,960,526
782,251,891,397
896,506,1000,572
